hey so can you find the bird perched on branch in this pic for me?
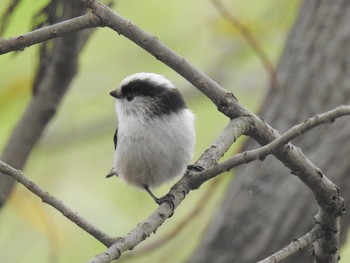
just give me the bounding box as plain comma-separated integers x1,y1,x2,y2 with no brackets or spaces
107,72,195,205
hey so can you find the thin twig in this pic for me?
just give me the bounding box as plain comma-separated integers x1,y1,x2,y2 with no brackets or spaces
258,225,324,263
0,160,117,247
210,0,276,89
0,13,101,54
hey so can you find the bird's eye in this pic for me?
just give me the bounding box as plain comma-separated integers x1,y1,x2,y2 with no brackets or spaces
125,93,134,101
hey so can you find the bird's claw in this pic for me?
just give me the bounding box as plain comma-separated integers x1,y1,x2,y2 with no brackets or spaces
155,193,175,217
187,164,205,172
155,193,175,208
144,185,175,216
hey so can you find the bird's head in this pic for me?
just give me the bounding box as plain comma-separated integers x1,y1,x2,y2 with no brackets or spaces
110,73,186,118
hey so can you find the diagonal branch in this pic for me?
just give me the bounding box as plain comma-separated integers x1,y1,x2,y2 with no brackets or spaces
81,0,249,119
0,160,116,246
123,178,222,260
0,13,101,54
190,105,350,188
258,224,324,263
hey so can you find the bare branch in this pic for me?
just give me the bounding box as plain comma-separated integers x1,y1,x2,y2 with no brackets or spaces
0,160,116,246
124,178,222,260
195,117,252,169
312,209,341,263
190,105,350,188
258,225,324,263
0,13,101,54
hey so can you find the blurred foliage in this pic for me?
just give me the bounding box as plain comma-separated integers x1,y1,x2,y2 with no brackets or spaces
5,0,347,263
0,0,20,35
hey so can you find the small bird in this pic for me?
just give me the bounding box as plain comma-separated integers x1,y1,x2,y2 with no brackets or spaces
107,72,195,205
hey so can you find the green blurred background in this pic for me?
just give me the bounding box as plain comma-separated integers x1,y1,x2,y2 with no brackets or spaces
3,0,348,262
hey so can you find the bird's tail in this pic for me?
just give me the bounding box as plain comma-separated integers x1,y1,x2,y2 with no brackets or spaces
106,168,118,178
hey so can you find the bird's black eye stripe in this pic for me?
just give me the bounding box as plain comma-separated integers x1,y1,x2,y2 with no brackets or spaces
120,79,186,115
126,93,134,101
122,81,157,98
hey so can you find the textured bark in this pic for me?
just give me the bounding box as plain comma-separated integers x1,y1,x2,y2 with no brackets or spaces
189,0,350,262
0,1,89,207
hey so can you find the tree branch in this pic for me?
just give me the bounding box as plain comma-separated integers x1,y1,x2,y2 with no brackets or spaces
0,13,101,54
190,105,350,188
80,0,250,119
258,225,324,263
123,178,222,260
0,160,116,247
312,209,341,263
195,117,252,169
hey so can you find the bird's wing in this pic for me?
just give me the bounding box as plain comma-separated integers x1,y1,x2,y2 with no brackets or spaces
113,127,118,150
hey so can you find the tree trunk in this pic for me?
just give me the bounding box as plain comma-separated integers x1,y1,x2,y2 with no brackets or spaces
189,0,350,262
0,1,91,207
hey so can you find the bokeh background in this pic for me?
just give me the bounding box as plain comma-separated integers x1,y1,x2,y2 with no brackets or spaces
3,0,348,262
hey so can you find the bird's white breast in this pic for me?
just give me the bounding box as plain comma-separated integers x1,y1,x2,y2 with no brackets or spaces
114,108,195,189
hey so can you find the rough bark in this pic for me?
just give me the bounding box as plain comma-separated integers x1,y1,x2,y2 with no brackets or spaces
189,0,350,262
0,0,89,207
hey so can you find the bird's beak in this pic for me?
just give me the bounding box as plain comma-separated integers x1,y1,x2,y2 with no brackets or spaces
109,90,120,99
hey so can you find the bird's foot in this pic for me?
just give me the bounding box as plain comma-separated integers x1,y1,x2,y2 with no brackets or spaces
155,194,175,218
144,185,175,217
154,193,175,209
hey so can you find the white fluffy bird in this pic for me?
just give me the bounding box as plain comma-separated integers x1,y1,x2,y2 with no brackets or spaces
107,73,195,204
